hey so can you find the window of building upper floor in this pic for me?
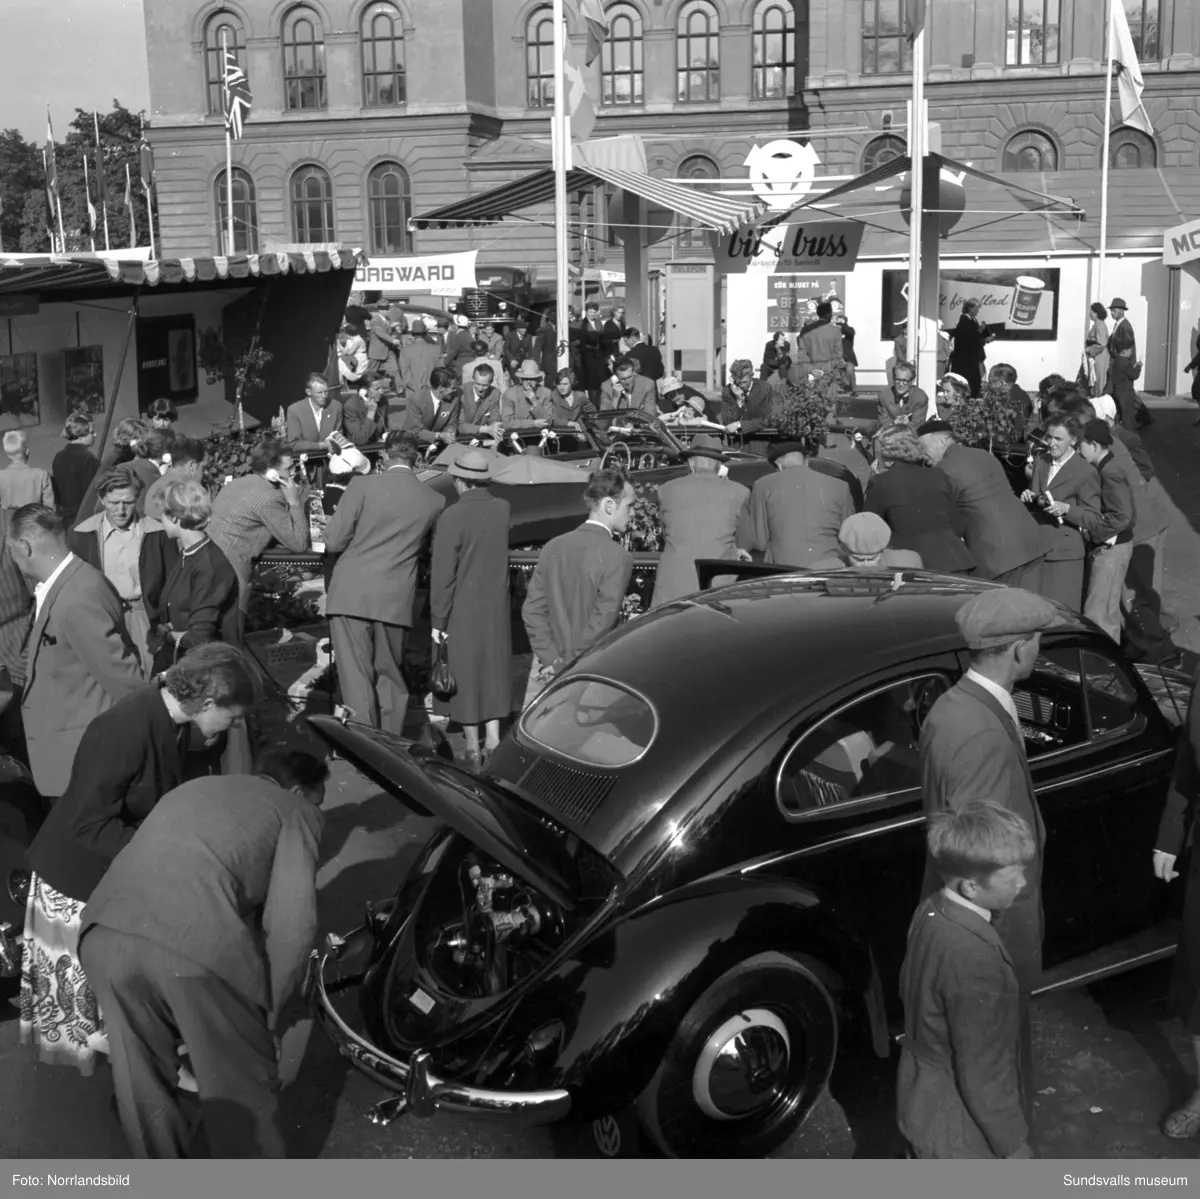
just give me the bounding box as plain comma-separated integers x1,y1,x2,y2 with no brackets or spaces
1109,127,1157,170
204,12,245,117
752,1,797,100
526,7,555,108
602,4,644,106
862,0,913,75
863,134,907,174
1005,0,1061,68
1125,0,1160,60
291,164,335,242
367,161,412,254
1003,129,1059,172
283,6,327,111
362,2,406,108
677,1,720,104
215,167,259,255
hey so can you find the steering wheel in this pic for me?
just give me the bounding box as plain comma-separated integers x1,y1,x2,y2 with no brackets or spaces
637,452,657,471
600,441,633,473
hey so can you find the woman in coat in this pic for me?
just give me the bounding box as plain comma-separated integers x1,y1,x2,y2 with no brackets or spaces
948,300,993,397
760,332,791,382
148,479,240,676
21,642,259,1074
864,424,975,574
430,449,512,769
1085,301,1110,397
1020,414,1101,611
51,411,99,527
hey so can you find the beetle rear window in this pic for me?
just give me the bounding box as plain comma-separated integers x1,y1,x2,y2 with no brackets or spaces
522,679,656,767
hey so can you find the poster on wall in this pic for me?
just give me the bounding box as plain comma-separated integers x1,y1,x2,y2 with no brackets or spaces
64,346,105,415
766,274,847,333
0,353,39,426
137,315,199,413
881,268,1061,342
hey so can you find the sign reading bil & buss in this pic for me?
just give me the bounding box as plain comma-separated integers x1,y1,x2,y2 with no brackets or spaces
713,220,864,276
880,267,1060,341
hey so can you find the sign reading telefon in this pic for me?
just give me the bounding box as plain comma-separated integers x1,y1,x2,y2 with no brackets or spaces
355,250,478,297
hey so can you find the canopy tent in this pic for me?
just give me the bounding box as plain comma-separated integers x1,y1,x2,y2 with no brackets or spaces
410,165,764,235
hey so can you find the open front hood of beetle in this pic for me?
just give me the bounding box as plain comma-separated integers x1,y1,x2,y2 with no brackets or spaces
306,716,579,911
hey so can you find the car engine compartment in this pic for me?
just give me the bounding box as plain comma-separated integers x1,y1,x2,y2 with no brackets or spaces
421,848,568,999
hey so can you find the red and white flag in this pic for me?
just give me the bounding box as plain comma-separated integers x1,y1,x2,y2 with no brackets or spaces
1110,0,1154,135
566,0,608,65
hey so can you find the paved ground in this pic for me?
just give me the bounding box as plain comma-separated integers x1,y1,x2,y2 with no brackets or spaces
6,398,1200,1159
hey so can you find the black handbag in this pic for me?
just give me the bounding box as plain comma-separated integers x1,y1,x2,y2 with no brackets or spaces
430,638,457,701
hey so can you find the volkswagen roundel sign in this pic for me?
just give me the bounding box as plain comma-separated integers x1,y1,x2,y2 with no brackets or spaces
743,140,821,211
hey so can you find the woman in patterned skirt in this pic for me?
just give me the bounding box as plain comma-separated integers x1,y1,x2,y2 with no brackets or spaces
20,642,260,1073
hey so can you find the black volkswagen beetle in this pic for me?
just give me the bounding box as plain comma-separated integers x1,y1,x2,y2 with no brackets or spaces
306,570,1189,1157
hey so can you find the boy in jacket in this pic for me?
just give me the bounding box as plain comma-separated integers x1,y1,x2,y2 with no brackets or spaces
897,799,1036,1159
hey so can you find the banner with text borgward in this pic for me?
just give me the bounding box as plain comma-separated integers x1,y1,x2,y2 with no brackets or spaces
711,218,864,276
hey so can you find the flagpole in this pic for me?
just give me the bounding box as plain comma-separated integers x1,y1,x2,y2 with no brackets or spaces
223,30,235,255
906,24,927,397
1098,0,1115,307
83,156,95,252
47,107,66,252
95,112,110,251
141,116,158,260
552,0,570,372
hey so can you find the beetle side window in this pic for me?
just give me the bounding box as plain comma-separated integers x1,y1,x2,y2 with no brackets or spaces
1080,648,1146,741
776,674,950,819
1012,647,1089,758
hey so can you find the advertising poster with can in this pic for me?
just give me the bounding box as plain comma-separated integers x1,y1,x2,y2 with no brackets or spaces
881,267,1060,341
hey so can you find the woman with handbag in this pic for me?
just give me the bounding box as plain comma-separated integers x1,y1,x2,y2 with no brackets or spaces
430,449,512,770
1084,301,1110,397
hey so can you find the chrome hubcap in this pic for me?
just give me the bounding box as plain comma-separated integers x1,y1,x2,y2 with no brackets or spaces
692,1008,791,1121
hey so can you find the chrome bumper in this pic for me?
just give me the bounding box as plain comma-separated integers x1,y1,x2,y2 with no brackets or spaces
305,929,572,1126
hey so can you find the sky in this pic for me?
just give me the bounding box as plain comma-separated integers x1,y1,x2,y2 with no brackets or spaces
1,0,150,142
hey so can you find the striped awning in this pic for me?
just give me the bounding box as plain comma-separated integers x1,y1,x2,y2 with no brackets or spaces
410,166,764,235
0,247,364,296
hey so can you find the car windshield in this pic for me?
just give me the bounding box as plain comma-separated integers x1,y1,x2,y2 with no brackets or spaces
584,409,680,452
521,678,657,767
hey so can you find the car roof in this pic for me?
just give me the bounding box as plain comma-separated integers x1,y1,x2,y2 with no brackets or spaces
575,570,1089,721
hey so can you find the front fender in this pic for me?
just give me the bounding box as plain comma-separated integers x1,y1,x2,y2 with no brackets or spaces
534,875,873,1120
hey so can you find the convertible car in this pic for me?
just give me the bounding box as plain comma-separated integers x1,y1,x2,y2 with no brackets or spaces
306,569,1190,1158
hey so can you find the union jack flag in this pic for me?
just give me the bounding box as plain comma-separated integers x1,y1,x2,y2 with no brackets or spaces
222,50,252,140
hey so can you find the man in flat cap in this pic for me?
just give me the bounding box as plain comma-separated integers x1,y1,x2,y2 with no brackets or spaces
919,586,1059,1123
918,419,1046,591
810,512,923,571
742,440,855,569
650,435,751,608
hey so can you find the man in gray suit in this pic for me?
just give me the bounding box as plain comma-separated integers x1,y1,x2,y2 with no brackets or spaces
599,357,658,417
522,469,634,705
919,587,1059,1122
79,749,328,1158
743,440,854,568
650,435,750,608
7,504,142,797
918,420,1046,590
284,374,344,454
324,431,444,731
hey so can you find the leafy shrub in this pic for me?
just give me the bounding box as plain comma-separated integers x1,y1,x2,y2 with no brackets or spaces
623,482,664,552
772,379,829,452
946,383,1027,452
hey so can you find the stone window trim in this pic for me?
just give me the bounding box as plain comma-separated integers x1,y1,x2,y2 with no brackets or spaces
1000,127,1061,173
289,162,337,243
751,0,796,102
212,165,260,256
360,0,407,109
602,2,647,108
1107,126,1158,170
282,4,328,112
365,159,413,255
676,0,722,105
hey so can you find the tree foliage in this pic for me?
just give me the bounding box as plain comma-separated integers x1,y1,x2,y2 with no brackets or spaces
4,101,157,253
946,383,1027,452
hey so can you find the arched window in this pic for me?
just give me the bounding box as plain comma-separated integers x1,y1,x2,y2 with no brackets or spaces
1002,130,1059,172
204,12,245,116
677,155,719,248
602,4,643,105
526,7,555,108
283,6,326,110
677,1,720,103
863,134,907,173
367,161,412,254
362,2,405,107
1125,0,1159,60
214,167,258,254
290,165,335,243
752,1,795,100
863,0,913,74
1109,127,1157,169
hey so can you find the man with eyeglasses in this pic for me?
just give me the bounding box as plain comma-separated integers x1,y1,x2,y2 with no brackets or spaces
878,361,929,427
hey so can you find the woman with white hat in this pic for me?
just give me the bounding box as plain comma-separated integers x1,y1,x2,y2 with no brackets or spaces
429,449,512,769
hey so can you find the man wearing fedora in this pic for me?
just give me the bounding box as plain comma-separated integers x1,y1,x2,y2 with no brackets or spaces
501,361,554,430
399,317,442,404
1105,298,1151,428
324,431,444,733
600,357,658,417
366,299,402,388
744,440,855,569
650,435,751,609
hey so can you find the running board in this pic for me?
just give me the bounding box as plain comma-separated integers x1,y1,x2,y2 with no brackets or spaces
1032,922,1179,997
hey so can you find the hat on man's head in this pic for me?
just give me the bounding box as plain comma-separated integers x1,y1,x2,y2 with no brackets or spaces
682,433,725,462
449,448,494,481
955,587,1060,651
515,359,543,381
454,314,470,328
1109,298,1128,310
838,512,891,557
1082,417,1114,446
916,418,954,437
766,441,810,464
